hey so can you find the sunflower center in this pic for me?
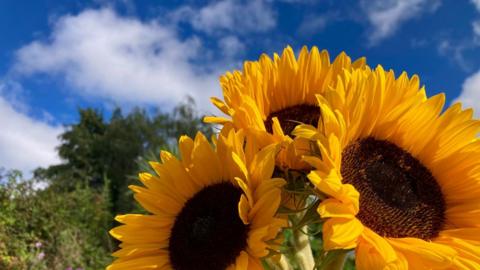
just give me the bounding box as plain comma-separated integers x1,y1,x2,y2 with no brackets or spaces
341,137,445,239
169,182,248,270
264,104,320,135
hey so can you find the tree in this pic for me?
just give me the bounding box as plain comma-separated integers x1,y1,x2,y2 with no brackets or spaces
35,98,213,214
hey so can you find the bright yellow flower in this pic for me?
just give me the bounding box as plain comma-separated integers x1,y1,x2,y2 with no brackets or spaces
295,66,480,269
205,46,366,169
108,127,286,270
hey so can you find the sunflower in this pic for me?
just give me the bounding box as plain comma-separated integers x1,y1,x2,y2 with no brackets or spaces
205,46,366,169
294,66,480,269
108,127,286,270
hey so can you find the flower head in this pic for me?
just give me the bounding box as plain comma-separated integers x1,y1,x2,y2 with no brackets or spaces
295,66,480,269
37,252,45,260
206,46,367,170
108,127,286,270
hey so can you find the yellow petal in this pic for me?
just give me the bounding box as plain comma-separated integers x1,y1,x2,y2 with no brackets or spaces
318,198,357,219
323,218,363,250
388,238,457,269
238,194,250,224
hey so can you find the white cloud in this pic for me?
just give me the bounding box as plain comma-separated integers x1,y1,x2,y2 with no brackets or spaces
472,0,480,12
361,0,440,45
0,94,62,175
441,3,480,70
298,12,337,36
13,8,224,112
0,80,29,114
218,36,245,58
474,20,480,40
275,0,311,3
437,35,479,71
453,71,480,118
410,38,428,48
171,0,276,35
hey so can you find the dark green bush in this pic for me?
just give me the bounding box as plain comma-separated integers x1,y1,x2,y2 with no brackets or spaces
0,171,112,269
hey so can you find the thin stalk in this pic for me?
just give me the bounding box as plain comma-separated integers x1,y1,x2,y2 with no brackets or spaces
323,251,347,270
292,225,315,270
279,254,292,270
264,255,292,270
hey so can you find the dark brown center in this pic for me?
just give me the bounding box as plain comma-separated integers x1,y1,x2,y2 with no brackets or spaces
264,104,320,135
169,182,248,270
341,137,445,239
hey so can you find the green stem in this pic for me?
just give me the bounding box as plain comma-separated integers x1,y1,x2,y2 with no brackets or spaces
293,226,315,270
264,255,292,270
279,255,292,270
324,252,347,270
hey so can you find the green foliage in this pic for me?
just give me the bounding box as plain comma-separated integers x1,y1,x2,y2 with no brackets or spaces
0,171,112,269
1,98,213,269
35,97,213,215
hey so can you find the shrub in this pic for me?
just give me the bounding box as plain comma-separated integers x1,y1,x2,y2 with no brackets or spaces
0,171,112,270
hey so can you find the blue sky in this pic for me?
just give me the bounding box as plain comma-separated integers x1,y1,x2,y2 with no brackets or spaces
1,0,480,174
